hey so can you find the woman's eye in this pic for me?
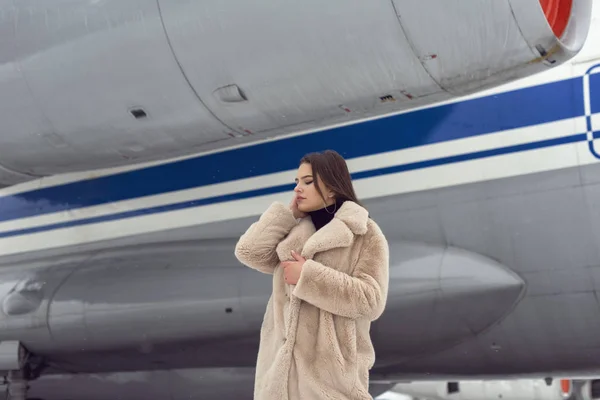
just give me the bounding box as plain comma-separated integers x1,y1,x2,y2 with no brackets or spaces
305,181,313,185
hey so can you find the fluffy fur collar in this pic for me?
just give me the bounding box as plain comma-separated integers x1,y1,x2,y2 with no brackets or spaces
278,201,369,260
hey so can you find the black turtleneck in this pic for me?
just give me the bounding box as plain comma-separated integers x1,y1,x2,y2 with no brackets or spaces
308,199,346,231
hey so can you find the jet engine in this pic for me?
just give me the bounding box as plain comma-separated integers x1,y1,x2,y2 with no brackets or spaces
0,0,593,186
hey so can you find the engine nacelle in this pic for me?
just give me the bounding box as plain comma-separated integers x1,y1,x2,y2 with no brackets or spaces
0,0,593,185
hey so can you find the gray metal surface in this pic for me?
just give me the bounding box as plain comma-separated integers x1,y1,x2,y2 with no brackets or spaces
0,235,522,362
0,0,590,185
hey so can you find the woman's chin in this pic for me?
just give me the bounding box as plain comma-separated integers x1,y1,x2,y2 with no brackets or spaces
297,203,312,213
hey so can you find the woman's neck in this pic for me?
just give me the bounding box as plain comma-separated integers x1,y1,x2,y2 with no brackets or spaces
308,199,345,231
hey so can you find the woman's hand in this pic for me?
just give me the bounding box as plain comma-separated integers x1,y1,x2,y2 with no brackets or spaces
289,196,307,219
281,250,306,285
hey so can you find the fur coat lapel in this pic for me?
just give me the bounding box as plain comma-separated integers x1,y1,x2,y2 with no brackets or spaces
276,217,315,261
277,201,370,260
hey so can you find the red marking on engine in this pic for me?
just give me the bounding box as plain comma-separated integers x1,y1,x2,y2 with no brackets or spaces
539,0,572,38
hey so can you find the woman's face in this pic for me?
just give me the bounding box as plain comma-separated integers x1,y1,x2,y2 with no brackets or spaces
294,163,334,212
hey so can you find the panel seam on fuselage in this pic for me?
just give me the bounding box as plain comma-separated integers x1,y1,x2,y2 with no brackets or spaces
0,160,42,180
7,0,53,181
155,0,239,135
45,251,99,344
507,1,543,63
389,0,447,94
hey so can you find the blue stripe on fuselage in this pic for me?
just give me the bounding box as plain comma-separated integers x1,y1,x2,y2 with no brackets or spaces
0,133,586,239
0,76,587,223
592,73,600,114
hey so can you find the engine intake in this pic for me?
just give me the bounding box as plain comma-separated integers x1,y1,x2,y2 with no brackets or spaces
540,0,573,38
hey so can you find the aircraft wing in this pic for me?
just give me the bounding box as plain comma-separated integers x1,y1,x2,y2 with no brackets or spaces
0,0,592,186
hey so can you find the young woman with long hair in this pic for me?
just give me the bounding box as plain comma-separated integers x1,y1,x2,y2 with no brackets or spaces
235,149,390,400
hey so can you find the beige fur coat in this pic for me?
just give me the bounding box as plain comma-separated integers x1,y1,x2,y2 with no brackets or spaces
234,200,389,400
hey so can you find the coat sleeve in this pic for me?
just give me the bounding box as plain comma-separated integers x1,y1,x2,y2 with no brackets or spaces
234,201,298,274
292,225,389,320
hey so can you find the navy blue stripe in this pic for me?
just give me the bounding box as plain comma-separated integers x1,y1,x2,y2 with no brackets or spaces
0,76,587,223
592,73,600,114
0,132,586,239
353,133,585,179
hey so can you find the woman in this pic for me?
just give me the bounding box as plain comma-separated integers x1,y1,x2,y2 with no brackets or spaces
234,150,390,400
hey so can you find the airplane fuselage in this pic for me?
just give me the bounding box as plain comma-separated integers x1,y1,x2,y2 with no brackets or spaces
0,40,599,378
0,1,598,399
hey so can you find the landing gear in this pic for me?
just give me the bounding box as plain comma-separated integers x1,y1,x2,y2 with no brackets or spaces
0,342,46,400
5,371,27,400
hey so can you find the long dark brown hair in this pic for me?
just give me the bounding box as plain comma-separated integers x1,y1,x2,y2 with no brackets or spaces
300,150,365,208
